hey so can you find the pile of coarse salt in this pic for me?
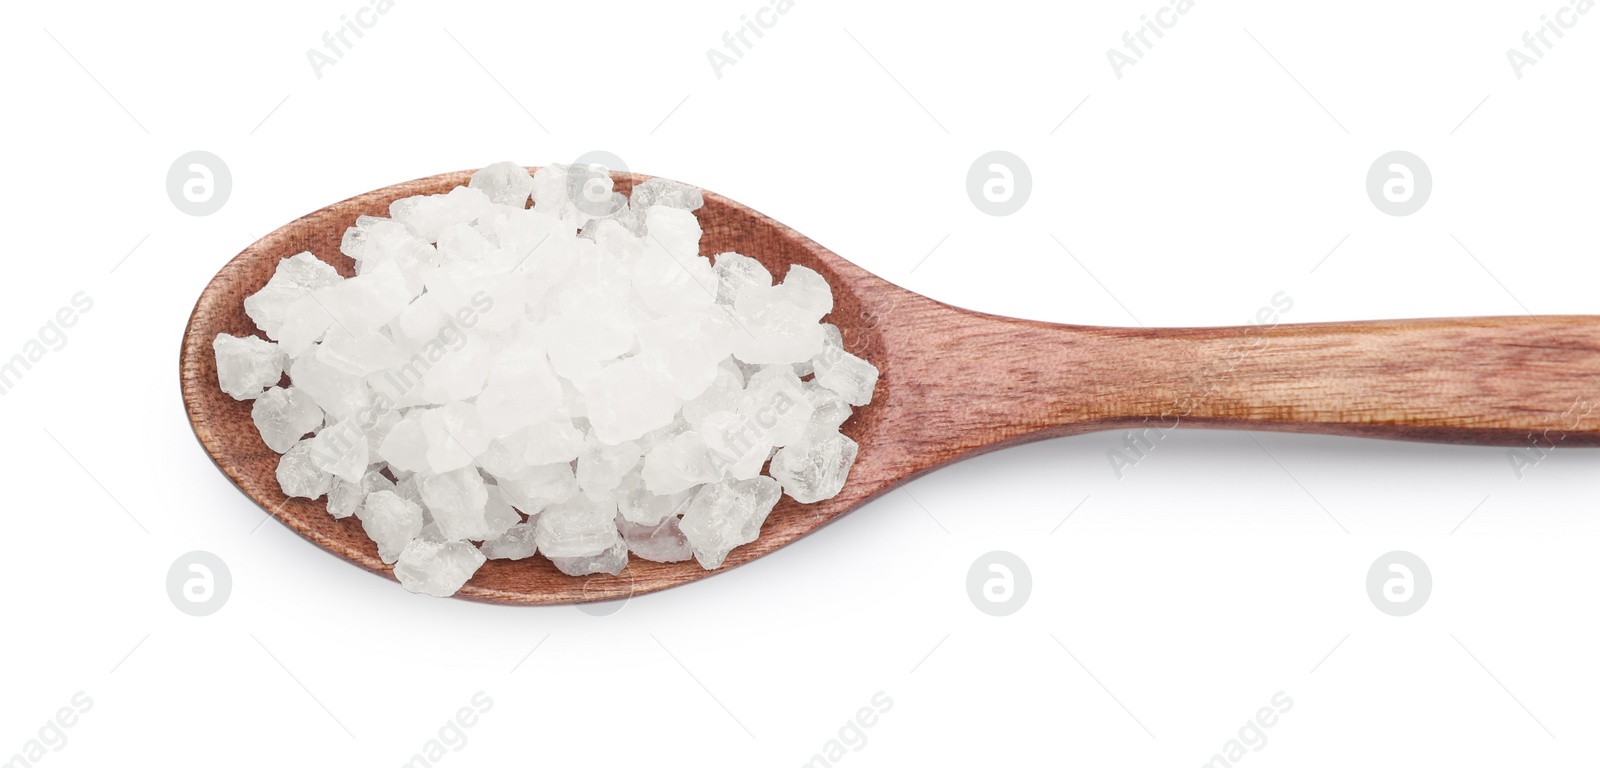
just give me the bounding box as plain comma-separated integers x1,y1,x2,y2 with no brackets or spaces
212,162,879,596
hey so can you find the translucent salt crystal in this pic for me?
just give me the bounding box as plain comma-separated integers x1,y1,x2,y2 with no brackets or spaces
629,177,704,212
213,334,283,400
641,431,718,494
812,331,880,407
680,476,782,569
577,437,641,499
420,403,489,473
251,386,323,453
713,252,771,307
584,357,679,445
770,428,859,503
395,472,426,510
316,327,402,377
277,439,333,499
436,222,495,265
632,225,715,318
420,466,492,541
729,287,826,365
700,411,773,480
273,294,334,358
521,418,585,465
476,346,563,437
306,417,370,483
535,495,619,558
244,252,343,338
772,265,833,321
328,470,396,519
390,187,493,243
476,432,532,481
362,410,401,455
802,380,852,432
619,514,693,563
617,472,695,525
498,462,578,512
551,539,628,576
394,525,486,597
315,260,414,335
481,521,538,560
469,161,535,207
682,359,745,429
290,353,372,419
482,485,521,540
739,365,814,447
358,490,425,563
376,410,431,474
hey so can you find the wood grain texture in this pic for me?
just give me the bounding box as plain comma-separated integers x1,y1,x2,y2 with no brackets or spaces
180,168,1600,606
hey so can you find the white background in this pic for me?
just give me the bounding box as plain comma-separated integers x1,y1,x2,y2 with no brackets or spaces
3,1,1598,765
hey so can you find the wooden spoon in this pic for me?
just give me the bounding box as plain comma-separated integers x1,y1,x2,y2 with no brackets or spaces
180,168,1600,606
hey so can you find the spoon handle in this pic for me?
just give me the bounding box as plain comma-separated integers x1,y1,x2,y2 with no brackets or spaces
1077,315,1600,446
905,312,1600,453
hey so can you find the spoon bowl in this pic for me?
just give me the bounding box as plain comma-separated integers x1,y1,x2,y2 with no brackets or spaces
181,168,1600,605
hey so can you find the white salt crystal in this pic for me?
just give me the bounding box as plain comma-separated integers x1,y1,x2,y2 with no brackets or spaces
273,293,335,358
619,514,693,563
584,356,679,445
521,418,586,465
469,161,535,207
328,470,396,520
481,497,519,545
481,521,539,560
391,187,493,243
630,177,704,212
420,466,492,541
577,437,642,500
498,462,578,511
551,539,628,576
394,525,486,596
244,252,343,338
770,428,859,503
358,490,424,563
640,431,719,494
251,386,323,453
376,410,431,474
289,353,372,419
213,334,283,400
307,417,369,483
535,495,619,558
679,476,781,569
277,439,333,499
739,365,814,447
